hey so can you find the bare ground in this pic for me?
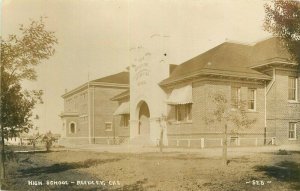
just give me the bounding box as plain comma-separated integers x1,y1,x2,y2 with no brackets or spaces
2,147,300,191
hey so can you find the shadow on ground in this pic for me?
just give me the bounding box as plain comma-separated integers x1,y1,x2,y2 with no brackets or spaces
18,158,121,177
255,160,300,190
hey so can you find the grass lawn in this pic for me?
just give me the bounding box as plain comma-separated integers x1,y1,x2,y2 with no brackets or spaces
2,147,300,191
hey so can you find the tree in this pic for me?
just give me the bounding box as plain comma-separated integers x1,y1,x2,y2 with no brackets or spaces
0,17,57,186
40,131,57,152
264,0,300,65
204,92,256,165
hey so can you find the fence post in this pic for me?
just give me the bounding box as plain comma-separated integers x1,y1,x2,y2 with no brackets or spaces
220,138,223,146
271,137,275,145
176,140,179,147
188,140,191,147
200,138,204,149
255,138,258,146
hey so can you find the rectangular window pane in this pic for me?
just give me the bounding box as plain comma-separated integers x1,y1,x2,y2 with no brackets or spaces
289,122,296,139
231,87,240,108
123,114,129,127
186,104,192,120
175,104,192,122
179,105,185,121
105,122,112,131
248,89,256,110
288,77,297,100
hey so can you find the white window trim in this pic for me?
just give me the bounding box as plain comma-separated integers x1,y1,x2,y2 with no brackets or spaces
105,122,113,131
288,122,297,140
288,77,298,102
69,121,77,134
248,89,256,111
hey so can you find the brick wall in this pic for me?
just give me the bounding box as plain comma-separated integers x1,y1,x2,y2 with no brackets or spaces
266,68,300,144
92,86,128,139
166,79,266,141
61,85,128,143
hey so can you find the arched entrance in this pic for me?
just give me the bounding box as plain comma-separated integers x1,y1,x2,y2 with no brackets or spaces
138,101,150,136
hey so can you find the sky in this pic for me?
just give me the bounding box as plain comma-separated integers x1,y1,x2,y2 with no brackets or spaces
1,0,271,134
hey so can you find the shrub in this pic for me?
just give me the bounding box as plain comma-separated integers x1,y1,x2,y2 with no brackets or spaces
40,131,57,152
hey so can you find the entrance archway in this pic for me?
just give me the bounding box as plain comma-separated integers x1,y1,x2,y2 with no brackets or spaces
137,101,150,136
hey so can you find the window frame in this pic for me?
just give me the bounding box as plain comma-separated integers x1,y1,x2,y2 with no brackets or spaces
231,87,241,109
69,121,77,134
288,77,297,101
105,122,113,131
175,103,192,123
288,122,297,140
248,88,256,111
122,114,130,128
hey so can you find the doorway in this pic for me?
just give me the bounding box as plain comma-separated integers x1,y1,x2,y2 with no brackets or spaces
138,101,150,136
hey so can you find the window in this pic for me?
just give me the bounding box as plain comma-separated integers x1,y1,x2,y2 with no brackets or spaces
289,122,297,140
248,89,256,110
122,114,130,127
230,136,239,146
175,104,192,122
105,122,112,131
231,87,241,109
69,122,76,134
288,77,297,101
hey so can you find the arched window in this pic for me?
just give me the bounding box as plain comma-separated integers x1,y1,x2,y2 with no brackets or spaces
69,122,76,134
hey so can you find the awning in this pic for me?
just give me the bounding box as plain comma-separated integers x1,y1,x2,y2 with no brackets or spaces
113,102,130,115
166,85,192,105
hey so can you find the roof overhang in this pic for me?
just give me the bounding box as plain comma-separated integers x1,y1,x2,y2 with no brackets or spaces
160,70,272,87
250,59,298,70
59,112,79,118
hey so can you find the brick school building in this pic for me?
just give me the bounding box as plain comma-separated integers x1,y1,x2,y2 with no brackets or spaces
60,37,300,147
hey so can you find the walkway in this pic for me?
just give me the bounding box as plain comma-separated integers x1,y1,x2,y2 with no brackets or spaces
60,143,300,157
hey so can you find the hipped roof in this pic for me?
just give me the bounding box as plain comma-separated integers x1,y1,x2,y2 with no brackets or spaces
160,37,292,86
62,71,129,98
91,71,129,84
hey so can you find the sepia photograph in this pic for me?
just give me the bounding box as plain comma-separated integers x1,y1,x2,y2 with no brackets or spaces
1,0,300,190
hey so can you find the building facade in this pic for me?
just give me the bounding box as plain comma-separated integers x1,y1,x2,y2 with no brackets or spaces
60,37,300,147
59,72,129,145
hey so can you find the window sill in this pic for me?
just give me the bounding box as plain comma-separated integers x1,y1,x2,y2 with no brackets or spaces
288,100,300,104
288,138,297,141
170,121,193,125
246,110,257,113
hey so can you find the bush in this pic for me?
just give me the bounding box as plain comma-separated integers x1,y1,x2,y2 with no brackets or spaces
277,149,290,155
40,131,57,152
